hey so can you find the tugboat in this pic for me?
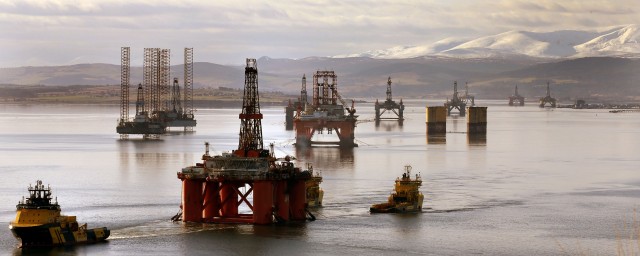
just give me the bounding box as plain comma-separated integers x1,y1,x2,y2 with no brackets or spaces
306,163,324,207
9,180,110,247
370,165,424,213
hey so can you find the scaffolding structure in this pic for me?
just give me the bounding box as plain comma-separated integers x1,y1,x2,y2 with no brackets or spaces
184,48,194,117
119,47,130,139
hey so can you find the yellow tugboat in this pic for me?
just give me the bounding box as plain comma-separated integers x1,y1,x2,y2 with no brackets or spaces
9,180,110,247
305,164,324,207
370,165,424,213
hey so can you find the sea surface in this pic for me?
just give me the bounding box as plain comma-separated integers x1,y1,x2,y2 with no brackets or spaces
1,100,640,255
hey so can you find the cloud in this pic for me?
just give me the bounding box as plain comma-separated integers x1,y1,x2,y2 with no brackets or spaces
0,0,638,67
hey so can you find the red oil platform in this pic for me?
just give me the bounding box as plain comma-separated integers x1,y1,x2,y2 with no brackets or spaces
174,59,321,224
294,71,358,148
508,85,525,106
374,77,404,123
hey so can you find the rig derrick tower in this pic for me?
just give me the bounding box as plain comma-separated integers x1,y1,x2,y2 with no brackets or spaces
374,76,404,123
285,74,308,130
444,81,467,116
171,78,182,113
235,58,265,157
508,85,525,106
539,82,557,108
300,74,308,108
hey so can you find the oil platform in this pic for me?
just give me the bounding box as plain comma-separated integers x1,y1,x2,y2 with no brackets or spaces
375,77,404,123
508,85,525,106
444,81,466,116
116,47,196,138
460,82,475,107
539,82,557,108
175,59,322,224
294,71,358,148
284,74,309,130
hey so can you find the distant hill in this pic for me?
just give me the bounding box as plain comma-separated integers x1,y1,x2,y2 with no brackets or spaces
0,62,243,88
462,57,640,101
1,56,639,102
335,24,640,59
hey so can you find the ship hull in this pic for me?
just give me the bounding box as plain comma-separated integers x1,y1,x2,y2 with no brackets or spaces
10,224,110,247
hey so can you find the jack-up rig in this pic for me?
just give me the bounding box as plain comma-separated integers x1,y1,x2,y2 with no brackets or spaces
374,77,404,123
293,71,358,148
508,85,525,106
117,47,196,138
444,81,467,116
174,59,322,224
539,82,556,108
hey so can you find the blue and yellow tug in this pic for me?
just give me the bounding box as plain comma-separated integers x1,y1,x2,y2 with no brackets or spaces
9,180,110,247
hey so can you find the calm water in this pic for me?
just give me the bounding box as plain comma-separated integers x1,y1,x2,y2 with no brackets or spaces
1,100,640,255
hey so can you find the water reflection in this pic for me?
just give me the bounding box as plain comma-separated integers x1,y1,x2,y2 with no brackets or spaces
117,139,193,174
467,134,487,146
14,242,95,255
426,134,446,144
165,129,197,136
295,147,355,170
448,115,464,132
374,120,404,131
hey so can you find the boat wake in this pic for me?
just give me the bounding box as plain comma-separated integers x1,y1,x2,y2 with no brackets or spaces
108,220,233,239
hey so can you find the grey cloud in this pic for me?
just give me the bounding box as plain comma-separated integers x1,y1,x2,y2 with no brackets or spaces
0,0,638,67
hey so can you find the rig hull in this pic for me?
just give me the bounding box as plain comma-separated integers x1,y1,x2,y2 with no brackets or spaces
10,224,109,247
177,154,320,224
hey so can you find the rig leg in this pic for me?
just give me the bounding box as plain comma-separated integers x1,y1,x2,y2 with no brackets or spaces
274,180,290,221
182,179,203,222
252,181,274,224
289,180,307,221
220,183,239,217
203,181,220,220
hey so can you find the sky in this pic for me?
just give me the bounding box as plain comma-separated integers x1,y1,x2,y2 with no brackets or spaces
0,0,638,67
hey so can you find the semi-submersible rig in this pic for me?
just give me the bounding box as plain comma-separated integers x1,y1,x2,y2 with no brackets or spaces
174,59,322,224
285,71,358,148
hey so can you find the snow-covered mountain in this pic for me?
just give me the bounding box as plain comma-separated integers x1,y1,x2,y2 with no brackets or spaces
333,25,640,59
